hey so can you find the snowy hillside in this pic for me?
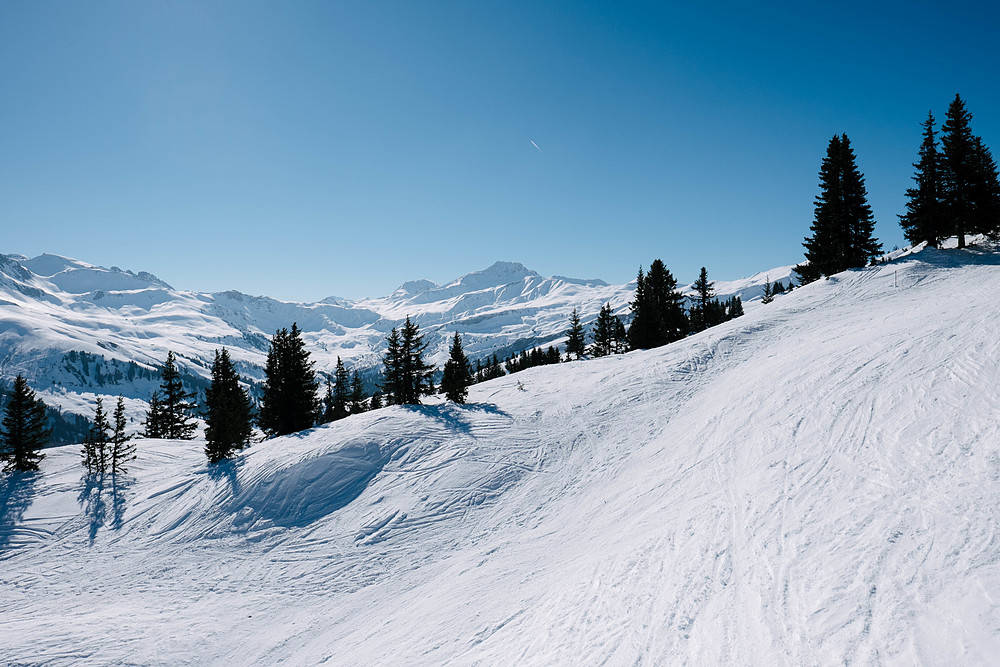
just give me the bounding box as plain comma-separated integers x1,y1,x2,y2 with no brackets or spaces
0,252,788,423
3,244,998,664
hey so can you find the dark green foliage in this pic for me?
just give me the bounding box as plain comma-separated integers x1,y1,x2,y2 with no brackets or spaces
258,324,321,437
204,348,253,463
83,397,111,473
688,267,715,333
628,260,688,349
323,357,350,421
502,344,562,375
369,391,384,410
772,281,786,295
109,396,136,474
381,317,435,405
474,354,505,383
157,351,197,440
565,308,587,359
795,134,881,284
142,391,166,438
900,112,945,247
350,371,366,414
590,303,625,357
761,279,774,304
1,375,49,472
725,296,744,318
441,332,472,404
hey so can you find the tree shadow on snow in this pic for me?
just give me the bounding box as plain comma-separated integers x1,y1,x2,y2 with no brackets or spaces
208,458,241,498
402,402,510,435
78,473,134,544
0,472,39,553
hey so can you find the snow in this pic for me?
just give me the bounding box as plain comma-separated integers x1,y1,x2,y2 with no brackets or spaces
3,244,1000,663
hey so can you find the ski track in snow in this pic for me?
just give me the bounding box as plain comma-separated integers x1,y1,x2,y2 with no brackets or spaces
3,246,1000,664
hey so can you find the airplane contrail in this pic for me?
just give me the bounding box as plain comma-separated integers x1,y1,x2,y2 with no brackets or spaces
530,140,542,153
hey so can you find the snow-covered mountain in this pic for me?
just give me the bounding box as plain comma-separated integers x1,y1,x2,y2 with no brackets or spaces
0,252,790,423
3,243,998,664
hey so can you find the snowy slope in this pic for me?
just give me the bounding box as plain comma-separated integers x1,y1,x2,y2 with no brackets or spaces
3,244,999,664
0,253,783,422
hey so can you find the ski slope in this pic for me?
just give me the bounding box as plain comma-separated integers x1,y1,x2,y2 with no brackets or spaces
3,245,999,664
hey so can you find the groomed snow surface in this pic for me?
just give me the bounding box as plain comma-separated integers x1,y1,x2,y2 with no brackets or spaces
3,245,1000,664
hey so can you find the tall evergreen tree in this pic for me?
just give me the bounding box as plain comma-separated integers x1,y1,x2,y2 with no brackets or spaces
379,327,405,404
258,323,320,437
796,134,881,283
0,375,49,472
142,391,167,438
689,267,716,333
331,357,350,420
110,396,136,474
441,332,472,404
204,348,253,463
900,111,944,247
369,391,384,410
565,308,587,359
590,303,618,357
761,278,774,304
628,260,687,348
970,136,1000,237
321,378,336,423
941,95,977,248
158,351,197,440
350,371,366,414
82,396,111,473
399,316,435,404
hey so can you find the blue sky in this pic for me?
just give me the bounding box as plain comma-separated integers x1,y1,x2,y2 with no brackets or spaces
2,1,998,300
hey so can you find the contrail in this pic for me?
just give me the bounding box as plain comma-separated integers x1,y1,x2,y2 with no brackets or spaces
530,140,542,153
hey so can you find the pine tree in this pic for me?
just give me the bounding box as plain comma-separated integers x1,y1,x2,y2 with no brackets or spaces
142,391,167,438
380,327,405,405
971,136,1000,237
899,111,944,247
565,308,587,359
761,278,774,304
159,351,197,440
590,303,617,357
350,371,366,414
204,348,253,463
612,318,628,354
441,332,472,404
0,375,49,472
109,396,136,475
941,95,976,248
331,357,350,420
321,378,336,423
796,134,881,283
628,260,687,348
690,267,716,333
83,396,111,474
726,296,744,318
369,391,384,410
258,323,320,437
398,316,434,405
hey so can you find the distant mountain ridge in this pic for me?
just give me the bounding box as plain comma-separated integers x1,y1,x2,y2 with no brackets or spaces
0,252,790,422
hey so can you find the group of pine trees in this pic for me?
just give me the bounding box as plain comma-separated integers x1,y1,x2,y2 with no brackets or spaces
899,95,1000,249
795,94,1000,284
82,396,135,476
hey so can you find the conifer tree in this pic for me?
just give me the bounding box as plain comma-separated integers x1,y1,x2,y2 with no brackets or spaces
612,318,628,354
380,327,405,404
761,278,774,304
628,260,687,348
565,308,587,359
110,396,136,474
158,351,197,440
204,348,253,462
690,267,716,333
795,134,881,283
0,375,49,472
369,391,384,410
258,324,320,437
142,391,167,438
350,371,366,414
331,357,350,420
441,332,472,404
900,111,944,247
590,303,617,357
322,378,336,423
726,296,744,318
941,95,976,248
83,396,111,474
399,316,435,404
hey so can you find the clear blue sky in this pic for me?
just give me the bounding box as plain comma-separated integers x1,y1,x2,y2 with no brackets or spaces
2,1,998,300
